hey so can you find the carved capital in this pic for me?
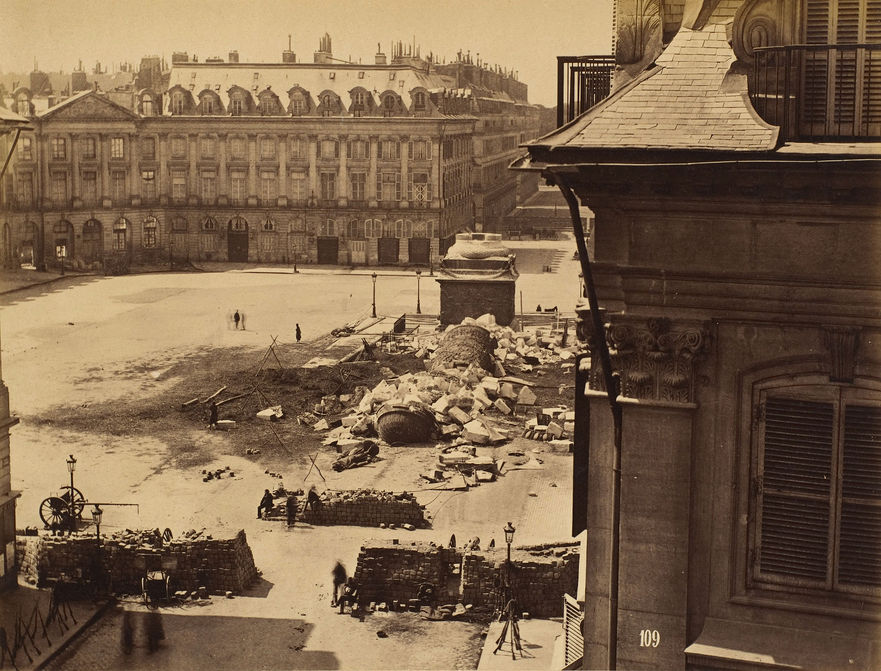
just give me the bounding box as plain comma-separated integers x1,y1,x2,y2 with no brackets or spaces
584,315,711,404
823,326,861,383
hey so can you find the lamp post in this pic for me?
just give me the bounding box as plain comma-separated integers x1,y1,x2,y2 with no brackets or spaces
415,269,422,314
493,521,521,659
371,272,377,318
92,504,103,593
66,454,77,533
503,521,515,578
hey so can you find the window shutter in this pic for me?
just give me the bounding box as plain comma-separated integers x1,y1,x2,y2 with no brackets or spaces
408,141,413,160
839,404,881,587
376,172,382,201
758,397,834,582
347,140,352,159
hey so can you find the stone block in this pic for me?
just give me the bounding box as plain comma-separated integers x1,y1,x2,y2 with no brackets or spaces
517,386,537,406
547,422,564,439
447,407,471,424
463,420,490,444
499,383,517,400
494,398,512,415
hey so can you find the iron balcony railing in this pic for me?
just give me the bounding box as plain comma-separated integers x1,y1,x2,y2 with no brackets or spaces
557,55,615,127
751,44,881,141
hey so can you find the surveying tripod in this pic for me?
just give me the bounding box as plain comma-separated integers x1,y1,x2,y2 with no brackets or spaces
493,597,522,659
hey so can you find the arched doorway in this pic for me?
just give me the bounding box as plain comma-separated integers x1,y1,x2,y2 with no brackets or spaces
378,220,399,264
227,216,249,262
82,219,103,264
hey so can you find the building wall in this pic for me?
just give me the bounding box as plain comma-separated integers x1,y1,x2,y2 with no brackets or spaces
572,158,881,669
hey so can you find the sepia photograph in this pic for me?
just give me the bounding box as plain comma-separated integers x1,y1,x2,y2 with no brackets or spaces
0,1,879,670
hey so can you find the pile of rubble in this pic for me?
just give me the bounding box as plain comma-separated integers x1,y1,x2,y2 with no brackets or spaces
299,488,427,528
311,315,578,463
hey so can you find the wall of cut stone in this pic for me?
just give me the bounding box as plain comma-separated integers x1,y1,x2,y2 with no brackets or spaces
354,540,578,617
15,529,258,595
298,490,426,528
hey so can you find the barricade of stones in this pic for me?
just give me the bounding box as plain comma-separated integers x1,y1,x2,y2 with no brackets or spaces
15,529,259,596
353,540,578,618
295,489,428,528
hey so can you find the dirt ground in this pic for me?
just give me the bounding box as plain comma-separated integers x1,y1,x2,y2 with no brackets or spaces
2,258,578,670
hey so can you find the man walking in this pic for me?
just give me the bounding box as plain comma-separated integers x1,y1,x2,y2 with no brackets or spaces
233,310,241,330
295,323,302,343
331,562,347,607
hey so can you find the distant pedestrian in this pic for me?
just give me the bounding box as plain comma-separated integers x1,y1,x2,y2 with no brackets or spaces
257,489,274,519
208,401,218,429
120,610,134,654
535,304,542,312
295,323,302,343
448,533,456,549
286,494,297,527
331,562,347,606
233,310,241,330
241,312,246,330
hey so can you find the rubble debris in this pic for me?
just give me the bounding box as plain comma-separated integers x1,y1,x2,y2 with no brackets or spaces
256,405,284,421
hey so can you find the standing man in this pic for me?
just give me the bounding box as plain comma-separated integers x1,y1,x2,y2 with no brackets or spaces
286,493,297,527
233,310,241,330
295,323,302,343
257,489,274,519
208,401,218,429
331,562,347,607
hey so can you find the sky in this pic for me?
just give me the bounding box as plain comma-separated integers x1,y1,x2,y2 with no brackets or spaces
0,0,613,107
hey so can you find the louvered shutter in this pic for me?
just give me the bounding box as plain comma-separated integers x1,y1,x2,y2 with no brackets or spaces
758,397,834,583
861,1,881,131
839,404,881,587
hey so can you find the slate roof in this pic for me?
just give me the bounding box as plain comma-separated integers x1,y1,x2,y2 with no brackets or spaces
165,62,466,113
532,20,778,153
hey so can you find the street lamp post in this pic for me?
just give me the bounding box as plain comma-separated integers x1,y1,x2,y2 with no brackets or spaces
66,454,77,533
371,272,377,318
415,269,422,315
92,505,103,593
503,521,515,581
494,521,521,659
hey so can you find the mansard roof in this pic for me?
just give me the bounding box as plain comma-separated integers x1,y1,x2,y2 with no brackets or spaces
163,62,465,116
527,9,778,155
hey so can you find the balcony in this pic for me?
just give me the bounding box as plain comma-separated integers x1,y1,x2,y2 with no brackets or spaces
556,55,615,127
751,44,881,141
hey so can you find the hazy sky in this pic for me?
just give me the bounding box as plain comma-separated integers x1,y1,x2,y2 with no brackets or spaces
1,0,613,106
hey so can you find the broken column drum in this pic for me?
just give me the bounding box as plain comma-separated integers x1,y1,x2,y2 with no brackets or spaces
376,402,436,444
435,233,519,326
429,324,495,374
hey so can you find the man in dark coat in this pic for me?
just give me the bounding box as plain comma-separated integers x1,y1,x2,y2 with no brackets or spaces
233,310,241,329
257,489,274,519
331,562,347,606
295,323,302,343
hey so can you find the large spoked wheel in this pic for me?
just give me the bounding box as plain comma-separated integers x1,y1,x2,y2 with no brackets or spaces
59,486,86,518
40,496,71,528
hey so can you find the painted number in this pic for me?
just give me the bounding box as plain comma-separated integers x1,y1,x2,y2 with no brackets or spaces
639,629,660,648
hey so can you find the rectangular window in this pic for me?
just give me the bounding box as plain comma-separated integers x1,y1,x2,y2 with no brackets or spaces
230,137,245,159
83,173,100,204
320,139,338,159
378,171,401,201
171,169,187,204
409,140,431,160
16,173,33,206
51,172,68,204
753,387,881,596
380,139,400,160
171,94,185,115
143,224,157,249
111,137,124,159
201,170,216,203
141,170,156,201
17,136,32,160
409,172,431,202
260,171,277,204
320,172,336,201
230,98,243,115
171,136,187,158
289,137,306,159
260,138,276,160
230,170,247,205
51,137,67,160
142,137,156,160
347,139,368,160
200,232,218,252
290,172,307,203
350,172,367,202
111,171,126,203
200,137,214,158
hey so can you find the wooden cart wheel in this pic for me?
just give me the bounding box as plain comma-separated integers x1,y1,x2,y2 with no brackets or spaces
39,496,70,528
59,486,86,518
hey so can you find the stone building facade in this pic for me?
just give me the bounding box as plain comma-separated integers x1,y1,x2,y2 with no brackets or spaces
520,0,881,669
0,38,548,271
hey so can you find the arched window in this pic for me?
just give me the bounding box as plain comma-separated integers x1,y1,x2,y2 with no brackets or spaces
202,216,217,231
347,219,364,239
365,219,382,238
290,92,307,116
143,216,158,248
141,94,154,116
413,91,426,111
262,218,276,232
320,219,336,236
171,92,186,115
383,95,397,115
